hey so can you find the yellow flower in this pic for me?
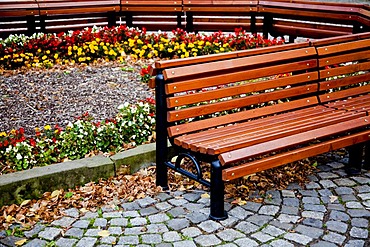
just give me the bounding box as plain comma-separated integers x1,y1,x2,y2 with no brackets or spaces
168,48,173,53
44,125,51,131
0,132,6,137
37,48,42,53
96,38,100,42
68,51,72,56
73,46,78,51
137,39,143,45
10,129,16,135
42,55,47,60
46,50,50,54
54,54,58,59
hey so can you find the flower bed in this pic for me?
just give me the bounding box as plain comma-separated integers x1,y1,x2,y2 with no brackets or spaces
0,26,283,173
0,26,283,69
0,99,155,173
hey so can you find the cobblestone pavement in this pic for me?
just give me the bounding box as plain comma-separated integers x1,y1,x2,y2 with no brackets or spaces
1,160,370,247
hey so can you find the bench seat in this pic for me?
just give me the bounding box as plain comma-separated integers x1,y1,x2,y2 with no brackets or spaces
175,106,365,155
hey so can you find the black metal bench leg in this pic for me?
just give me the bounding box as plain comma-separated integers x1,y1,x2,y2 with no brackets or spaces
209,160,228,221
346,143,364,176
155,72,169,190
364,142,370,170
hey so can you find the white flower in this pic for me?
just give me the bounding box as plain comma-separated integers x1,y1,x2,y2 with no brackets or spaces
16,153,22,160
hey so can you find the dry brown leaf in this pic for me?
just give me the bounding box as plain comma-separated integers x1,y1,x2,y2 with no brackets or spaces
330,196,338,203
51,190,61,198
20,200,31,207
15,239,27,246
201,193,210,199
98,230,110,237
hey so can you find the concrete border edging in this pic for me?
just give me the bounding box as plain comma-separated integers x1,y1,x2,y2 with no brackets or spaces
0,143,160,207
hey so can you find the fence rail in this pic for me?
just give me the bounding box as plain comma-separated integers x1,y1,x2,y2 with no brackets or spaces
1,0,370,39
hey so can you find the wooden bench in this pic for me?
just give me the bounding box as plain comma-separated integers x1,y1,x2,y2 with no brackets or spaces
258,0,369,42
183,0,259,33
152,32,370,220
0,1,39,38
120,0,184,31
37,0,120,33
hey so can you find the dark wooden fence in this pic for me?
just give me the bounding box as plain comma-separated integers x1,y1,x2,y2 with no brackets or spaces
1,0,370,39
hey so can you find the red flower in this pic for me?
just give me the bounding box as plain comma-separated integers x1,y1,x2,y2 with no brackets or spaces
19,127,25,135
29,138,36,147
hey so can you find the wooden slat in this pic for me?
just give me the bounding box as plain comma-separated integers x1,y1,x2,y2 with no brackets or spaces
220,115,370,165
272,25,350,39
320,84,370,104
202,111,363,155
311,32,370,47
166,62,317,95
222,129,370,181
316,39,370,56
259,1,360,13
163,47,316,80
167,69,317,108
259,7,354,23
325,94,370,112
318,50,370,67
183,107,333,149
155,42,309,70
175,106,328,147
168,84,318,122
319,73,370,92
168,96,318,137
319,61,370,79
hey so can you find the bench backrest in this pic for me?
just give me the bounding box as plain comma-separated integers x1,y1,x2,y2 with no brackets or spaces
156,42,319,139
154,32,370,141
314,33,370,110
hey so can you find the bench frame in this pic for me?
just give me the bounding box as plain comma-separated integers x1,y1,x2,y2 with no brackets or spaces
154,33,370,220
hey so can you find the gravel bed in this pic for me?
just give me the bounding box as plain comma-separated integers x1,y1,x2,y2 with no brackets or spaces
0,62,154,135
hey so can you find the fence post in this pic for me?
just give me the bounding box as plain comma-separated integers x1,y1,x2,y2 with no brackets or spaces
39,15,46,33
186,12,194,32
263,14,272,39
250,14,256,34
26,15,36,36
177,13,182,29
107,11,116,27
155,72,169,189
125,13,133,27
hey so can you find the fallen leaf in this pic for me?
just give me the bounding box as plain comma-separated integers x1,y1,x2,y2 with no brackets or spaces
51,190,61,198
201,193,210,199
330,196,338,203
98,230,110,237
15,239,27,246
20,200,31,207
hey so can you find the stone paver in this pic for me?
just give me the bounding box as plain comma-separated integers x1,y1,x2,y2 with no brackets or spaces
2,153,370,247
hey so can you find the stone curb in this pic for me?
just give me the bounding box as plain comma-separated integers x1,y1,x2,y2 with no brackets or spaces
0,143,164,207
